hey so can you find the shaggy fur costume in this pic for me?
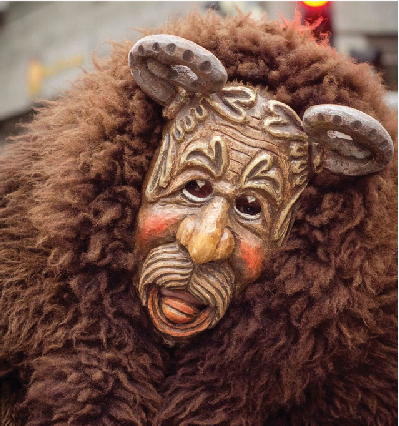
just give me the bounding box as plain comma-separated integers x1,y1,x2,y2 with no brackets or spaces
0,11,397,426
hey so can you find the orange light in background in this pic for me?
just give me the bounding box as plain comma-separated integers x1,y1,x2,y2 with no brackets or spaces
27,58,44,97
302,1,329,7
26,55,84,98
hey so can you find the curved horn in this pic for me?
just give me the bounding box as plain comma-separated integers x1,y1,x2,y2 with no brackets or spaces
128,35,228,106
303,104,394,176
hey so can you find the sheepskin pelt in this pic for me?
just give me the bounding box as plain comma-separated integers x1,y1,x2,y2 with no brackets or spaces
0,10,397,426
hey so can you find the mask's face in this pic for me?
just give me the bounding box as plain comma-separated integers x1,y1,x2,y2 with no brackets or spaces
133,86,309,343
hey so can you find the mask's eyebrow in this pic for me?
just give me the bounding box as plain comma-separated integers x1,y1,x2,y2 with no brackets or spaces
176,136,229,178
240,152,284,206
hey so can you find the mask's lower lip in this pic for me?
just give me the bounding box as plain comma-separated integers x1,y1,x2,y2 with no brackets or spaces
160,288,207,319
147,287,213,339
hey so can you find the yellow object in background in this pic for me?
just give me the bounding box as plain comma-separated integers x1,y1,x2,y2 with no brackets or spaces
27,58,44,97
27,55,83,98
302,1,329,7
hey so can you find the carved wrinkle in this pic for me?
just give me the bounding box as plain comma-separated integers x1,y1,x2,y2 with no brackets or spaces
138,242,235,324
138,242,192,303
188,262,235,326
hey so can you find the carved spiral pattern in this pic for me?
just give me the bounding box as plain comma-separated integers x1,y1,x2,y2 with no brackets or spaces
138,242,192,303
188,263,235,326
138,242,235,325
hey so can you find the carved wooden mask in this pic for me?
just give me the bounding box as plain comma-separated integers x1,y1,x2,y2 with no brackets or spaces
129,35,393,343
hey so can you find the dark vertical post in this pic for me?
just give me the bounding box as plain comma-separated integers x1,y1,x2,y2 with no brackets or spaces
300,1,334,46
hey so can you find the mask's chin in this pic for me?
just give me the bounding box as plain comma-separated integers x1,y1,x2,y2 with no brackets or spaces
146,286,216,343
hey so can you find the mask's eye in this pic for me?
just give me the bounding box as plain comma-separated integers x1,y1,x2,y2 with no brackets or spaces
235,194,261,219
183,180,213,202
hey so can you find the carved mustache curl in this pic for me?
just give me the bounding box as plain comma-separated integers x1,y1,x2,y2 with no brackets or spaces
138,242,235,326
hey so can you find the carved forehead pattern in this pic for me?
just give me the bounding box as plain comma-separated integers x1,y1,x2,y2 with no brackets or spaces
145,85,310,204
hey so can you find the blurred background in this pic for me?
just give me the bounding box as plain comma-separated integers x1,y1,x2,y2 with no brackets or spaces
0,1,397,148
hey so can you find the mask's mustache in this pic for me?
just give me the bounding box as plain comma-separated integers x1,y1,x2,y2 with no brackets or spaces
138,242,192,300
138,242,235,323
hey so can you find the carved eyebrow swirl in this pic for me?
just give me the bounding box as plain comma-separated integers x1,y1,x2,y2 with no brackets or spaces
205,86,257,123
240,152,284,206
177,135,229,177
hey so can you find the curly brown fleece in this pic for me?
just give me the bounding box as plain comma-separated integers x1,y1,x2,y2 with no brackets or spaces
0,10,397,426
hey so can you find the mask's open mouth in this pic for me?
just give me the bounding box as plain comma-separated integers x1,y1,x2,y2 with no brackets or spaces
147,286,214,339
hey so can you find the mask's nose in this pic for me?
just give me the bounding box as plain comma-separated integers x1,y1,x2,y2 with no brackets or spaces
176,197,234,264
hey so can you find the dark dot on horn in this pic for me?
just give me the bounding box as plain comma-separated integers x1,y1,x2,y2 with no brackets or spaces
183,49,194,62
168,69,178,80
199,60,212,73
368,129,377,140
152,42,160,52
138,45,145,55
166,43,176,54
317,113,325,122
352,120,362,129
333,115,343,125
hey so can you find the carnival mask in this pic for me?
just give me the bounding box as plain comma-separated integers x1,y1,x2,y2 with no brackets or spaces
129,35,393,343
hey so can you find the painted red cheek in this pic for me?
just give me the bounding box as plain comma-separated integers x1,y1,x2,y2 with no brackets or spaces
136,214,180,248
239,240,265,282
